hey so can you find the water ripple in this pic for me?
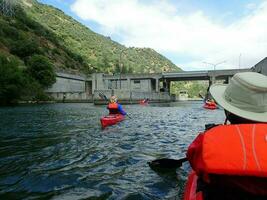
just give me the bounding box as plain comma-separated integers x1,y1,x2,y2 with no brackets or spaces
0,102,224,199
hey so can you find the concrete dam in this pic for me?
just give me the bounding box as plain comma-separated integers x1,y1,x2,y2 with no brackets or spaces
46,69,250,104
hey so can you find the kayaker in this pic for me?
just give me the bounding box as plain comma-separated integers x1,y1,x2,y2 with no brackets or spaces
204,86,212,102
186,72,267,199
205,98,216,106
141,98,149,104
107,95,127,115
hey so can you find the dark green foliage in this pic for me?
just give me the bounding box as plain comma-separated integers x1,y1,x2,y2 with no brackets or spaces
121,65,128,74
0,1,88,70
114,60,121,73
1,23,20,39
10,38,40,59
27,55,56,88
0,54,26,105
0,52,52,105
171,81,208,98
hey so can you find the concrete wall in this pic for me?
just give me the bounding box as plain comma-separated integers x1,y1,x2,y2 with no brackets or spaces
46,77,85,93
105,79,129,90
104,79,152,92
46,76,92,102
130,79,151,92
48,92,92,102
93,89,170,104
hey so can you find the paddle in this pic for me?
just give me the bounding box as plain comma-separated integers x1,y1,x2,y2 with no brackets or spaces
198,93,204,99
99,92,109,101
148,157,187,171
148,124,221,172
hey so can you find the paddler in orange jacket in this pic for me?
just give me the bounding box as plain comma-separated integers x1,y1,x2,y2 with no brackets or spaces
187,72,267,198
107,95,127,116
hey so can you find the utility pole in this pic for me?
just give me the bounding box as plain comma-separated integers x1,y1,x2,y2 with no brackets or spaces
0,0,16,17
119,49,127,89
203,61,226,71
203,61,226,86
239,53,242,70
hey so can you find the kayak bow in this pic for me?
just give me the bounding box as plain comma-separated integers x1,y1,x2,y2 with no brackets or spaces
100,114,125,128
203,103,217,110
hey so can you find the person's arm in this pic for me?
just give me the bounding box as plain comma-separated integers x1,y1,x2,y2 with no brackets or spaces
118,104,127,115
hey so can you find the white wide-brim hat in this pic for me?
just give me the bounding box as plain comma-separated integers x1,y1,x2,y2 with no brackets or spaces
210,72,267,122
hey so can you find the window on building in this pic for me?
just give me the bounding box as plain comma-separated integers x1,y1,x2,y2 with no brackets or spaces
133,80,141,89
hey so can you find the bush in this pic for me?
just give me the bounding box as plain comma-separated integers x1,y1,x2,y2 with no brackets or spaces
1,24,20,39
26,55,56,88
0,54,26,105
10,38,40,58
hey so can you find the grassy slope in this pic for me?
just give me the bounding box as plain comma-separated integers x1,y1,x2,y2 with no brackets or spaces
0,1,88,72
21,0,181,74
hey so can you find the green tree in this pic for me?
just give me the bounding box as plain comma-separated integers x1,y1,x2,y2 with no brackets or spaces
114,60,121,73
10,38,40,59
27,55,56,88
128,66,133,73
0,54,26,105
121,64,128,74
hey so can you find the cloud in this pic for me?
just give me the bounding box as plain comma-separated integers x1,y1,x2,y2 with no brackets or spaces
71,0,267,70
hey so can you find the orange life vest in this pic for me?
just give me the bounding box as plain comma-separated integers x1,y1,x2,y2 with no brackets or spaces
187,124,267,177
108,103,118,109
108,103,119,114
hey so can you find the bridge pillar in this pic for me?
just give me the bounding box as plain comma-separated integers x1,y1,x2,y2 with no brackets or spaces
226,76,231,84
155,78,159,92
92,73,104,94
167,80,171,93
209,76,216,86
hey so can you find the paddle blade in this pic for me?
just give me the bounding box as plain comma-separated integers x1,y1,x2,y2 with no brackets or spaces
99,92,108,101
148,158,187,170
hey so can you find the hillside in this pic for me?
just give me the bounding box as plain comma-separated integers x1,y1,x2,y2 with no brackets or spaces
19,0,181,74
0,1,89,72
0,0,182,105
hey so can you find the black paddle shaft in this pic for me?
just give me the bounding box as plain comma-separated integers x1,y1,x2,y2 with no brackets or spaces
99,92,108,101
148,157,187,170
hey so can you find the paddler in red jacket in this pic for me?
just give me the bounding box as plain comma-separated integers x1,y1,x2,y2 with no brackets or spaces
187,72,267,198
107,95,127,116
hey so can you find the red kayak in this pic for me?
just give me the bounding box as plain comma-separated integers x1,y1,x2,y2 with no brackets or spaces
184,171,203,200
203,102,217,110
139,100,149,105
100,114,125,128
139,102,148,106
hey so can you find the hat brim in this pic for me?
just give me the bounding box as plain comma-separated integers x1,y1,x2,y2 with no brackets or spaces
210,84,267,122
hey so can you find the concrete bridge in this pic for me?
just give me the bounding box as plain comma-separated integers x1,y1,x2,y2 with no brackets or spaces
162,68,250,81
161,68,251,92
46,68,252,104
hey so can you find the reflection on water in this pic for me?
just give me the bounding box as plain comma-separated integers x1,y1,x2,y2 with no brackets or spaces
0,102,224,199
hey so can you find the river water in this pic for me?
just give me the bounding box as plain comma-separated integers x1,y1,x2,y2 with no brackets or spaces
0,102,224,200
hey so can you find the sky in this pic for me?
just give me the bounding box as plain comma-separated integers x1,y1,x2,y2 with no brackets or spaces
39,0,267,71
